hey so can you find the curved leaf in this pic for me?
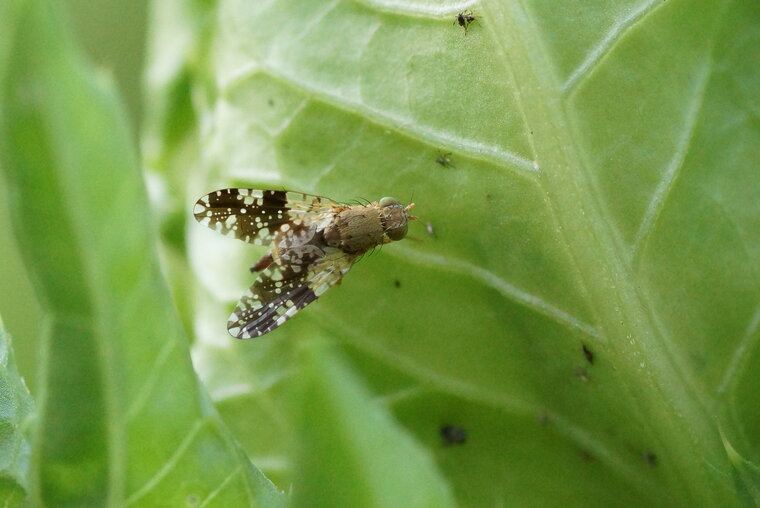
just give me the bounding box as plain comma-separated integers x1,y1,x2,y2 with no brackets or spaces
0,2,283,506
290,344,454,508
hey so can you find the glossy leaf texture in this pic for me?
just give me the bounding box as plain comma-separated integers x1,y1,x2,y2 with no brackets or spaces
145,0,760,506
0,2,283,507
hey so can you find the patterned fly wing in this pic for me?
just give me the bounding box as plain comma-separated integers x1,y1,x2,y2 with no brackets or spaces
193,188,340,245
227,250,355,338
195,188,416,338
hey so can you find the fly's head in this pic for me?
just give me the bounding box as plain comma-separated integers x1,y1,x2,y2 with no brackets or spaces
378,197,417,243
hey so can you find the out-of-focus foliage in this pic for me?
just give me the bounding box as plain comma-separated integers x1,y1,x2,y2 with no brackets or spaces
0,2,283,506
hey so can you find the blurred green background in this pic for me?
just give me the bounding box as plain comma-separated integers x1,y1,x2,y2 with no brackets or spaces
0,0,148,394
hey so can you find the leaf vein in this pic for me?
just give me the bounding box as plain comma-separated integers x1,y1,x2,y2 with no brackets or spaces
561,0,664,96
357,0,476,17
126,340,177,421
219,64,539,177
325,311,655,492
716,302,760,398
197,465,243,508
390,245,601,340
124,419,207,505
632,58,712,264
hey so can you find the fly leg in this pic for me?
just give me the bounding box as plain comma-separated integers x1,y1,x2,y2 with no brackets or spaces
250,253,273,272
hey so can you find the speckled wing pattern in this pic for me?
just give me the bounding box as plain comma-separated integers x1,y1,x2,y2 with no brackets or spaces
194,188,354,339
227,250,355,339
193,188,340,245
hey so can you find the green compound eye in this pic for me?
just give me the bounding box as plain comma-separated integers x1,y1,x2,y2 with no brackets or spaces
379,196,400,207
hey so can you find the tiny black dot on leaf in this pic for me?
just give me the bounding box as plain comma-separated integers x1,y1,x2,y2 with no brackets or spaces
440,425,467,445
582,343,594,364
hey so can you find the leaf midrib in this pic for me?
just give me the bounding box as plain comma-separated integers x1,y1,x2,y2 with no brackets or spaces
482,0,732,504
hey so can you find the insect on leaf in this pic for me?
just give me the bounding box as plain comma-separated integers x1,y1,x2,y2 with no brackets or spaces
194,188,417,338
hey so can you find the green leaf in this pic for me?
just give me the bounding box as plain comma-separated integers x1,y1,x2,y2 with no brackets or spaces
722,430,760,503
0,2,283,506
154,0,760,506
0,321,34,508
290,344,454,508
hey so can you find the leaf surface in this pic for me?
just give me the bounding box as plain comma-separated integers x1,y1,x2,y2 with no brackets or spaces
148,0,760,506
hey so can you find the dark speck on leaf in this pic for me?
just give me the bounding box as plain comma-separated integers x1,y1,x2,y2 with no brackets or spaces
582,343,594,364
454,10,477,35
574,366,589,382
435,151,455,168
441,425,467,445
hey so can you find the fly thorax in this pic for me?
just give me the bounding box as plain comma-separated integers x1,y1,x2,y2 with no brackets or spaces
324,206,384,255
